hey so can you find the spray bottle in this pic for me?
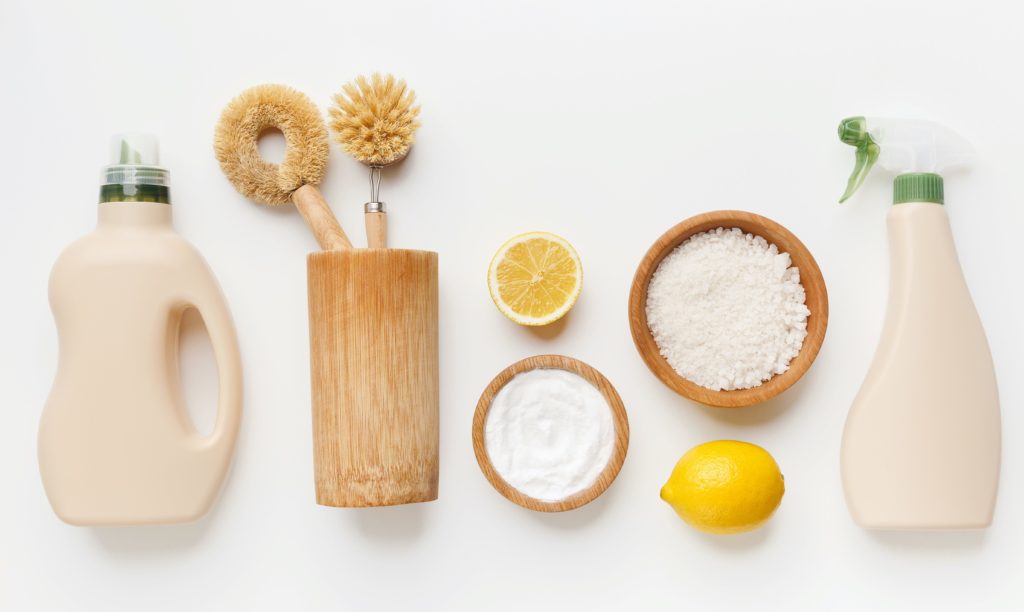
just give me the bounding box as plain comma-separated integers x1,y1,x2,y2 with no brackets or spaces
837,117,1000,529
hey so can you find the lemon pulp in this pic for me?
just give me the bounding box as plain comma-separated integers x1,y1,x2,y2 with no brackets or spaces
488,232,582,326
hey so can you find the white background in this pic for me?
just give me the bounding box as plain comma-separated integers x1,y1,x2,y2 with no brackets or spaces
2,0,1022,610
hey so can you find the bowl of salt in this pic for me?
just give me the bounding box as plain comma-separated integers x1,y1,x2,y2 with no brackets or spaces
472,355,630,512
629,210,828,408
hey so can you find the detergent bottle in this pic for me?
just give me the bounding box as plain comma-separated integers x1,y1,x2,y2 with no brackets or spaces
39,135,243,526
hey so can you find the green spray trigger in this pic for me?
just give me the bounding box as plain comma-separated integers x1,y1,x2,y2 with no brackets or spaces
838,116,880,203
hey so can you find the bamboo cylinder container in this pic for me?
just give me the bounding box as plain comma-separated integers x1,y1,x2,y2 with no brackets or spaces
307,249,439,507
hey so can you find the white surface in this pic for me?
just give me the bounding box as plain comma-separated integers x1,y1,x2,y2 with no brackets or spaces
2,0,1022,610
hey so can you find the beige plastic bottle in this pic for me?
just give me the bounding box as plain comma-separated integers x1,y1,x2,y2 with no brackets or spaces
837,118,1000,529
39,135,242,526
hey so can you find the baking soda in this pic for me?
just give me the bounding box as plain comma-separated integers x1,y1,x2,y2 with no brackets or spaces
646,227,810,391
485,369,614,501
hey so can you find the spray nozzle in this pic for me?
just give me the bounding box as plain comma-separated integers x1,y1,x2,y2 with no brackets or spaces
838,117,881,203
837,117,974,204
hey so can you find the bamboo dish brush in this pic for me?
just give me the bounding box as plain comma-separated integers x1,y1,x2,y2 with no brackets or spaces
329,73,421,248
215,84,352,250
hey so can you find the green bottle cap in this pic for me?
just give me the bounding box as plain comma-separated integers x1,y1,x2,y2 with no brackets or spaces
893,173,943,205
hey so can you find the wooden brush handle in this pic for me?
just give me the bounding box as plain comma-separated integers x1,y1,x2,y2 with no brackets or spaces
365,211,387,248
292,184,352,251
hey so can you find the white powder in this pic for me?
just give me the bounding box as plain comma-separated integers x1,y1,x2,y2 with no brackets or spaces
485,368,614,501
645,227,810,391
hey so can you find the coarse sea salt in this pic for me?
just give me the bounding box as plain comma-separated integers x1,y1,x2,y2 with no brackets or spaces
485,368,614,502
645,227,810,391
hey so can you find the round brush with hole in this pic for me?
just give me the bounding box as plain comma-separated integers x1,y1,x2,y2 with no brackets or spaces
215,84,352,251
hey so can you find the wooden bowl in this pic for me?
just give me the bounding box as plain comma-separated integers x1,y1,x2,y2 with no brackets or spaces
472,355,630,512
628,210,828,408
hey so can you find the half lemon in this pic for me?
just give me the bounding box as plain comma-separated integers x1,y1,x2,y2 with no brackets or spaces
488,232,582,326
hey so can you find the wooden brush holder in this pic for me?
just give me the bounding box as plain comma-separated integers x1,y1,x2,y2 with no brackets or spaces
307,249,439,507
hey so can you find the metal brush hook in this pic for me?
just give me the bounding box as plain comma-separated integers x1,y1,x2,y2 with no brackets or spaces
364,165,387,248
366,165,385,213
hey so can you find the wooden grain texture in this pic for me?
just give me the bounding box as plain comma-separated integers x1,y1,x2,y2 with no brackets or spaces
472,355,629,512
307,249,439,506
628,210,829,408
365,211,387,249
292,184,353,251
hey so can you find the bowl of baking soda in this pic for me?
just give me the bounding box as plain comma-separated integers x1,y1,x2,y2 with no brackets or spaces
629,210,828,408
472,355,629,511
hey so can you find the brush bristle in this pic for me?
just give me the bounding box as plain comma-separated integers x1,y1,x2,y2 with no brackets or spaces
329,73,421,166
214,84,329,206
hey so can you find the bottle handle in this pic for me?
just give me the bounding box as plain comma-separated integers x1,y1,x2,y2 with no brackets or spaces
182,275,243,453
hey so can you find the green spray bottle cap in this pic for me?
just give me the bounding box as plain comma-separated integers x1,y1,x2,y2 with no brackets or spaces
837,117,973,205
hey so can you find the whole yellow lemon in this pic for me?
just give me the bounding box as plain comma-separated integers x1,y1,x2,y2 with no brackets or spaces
660,440,784,534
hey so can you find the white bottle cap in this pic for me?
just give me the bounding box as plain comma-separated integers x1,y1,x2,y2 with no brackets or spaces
102,133,169,187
